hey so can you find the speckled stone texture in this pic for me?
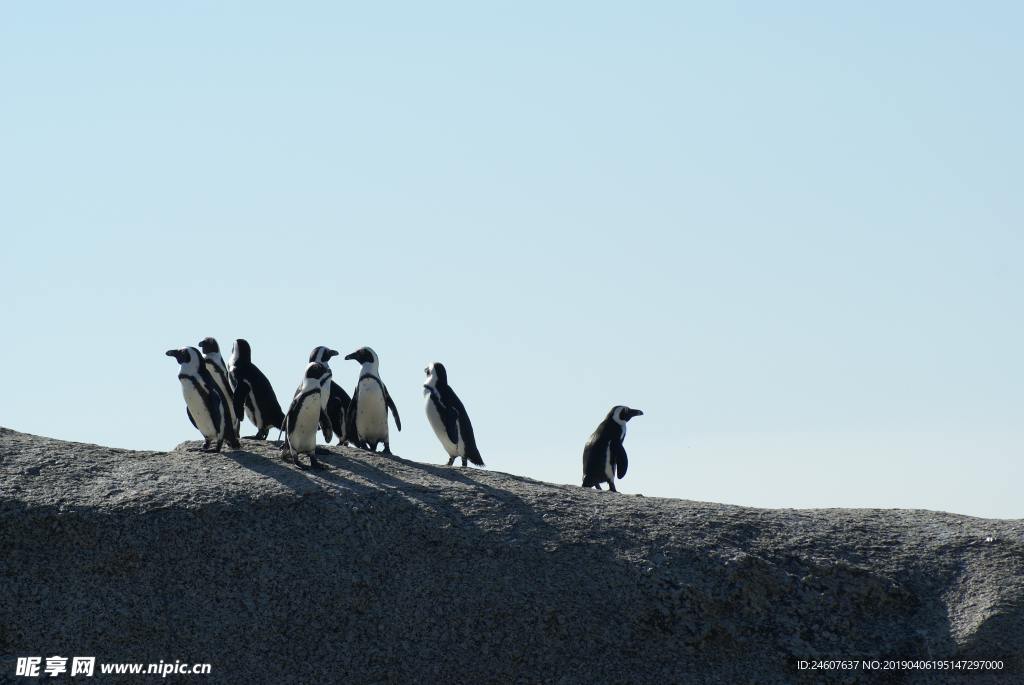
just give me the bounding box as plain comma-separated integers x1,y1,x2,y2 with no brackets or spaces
1,426,1022,684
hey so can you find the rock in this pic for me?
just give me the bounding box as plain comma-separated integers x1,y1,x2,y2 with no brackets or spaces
1,427,1022,684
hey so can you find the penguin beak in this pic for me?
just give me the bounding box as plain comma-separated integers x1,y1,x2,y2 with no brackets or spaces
628,408,644,419
165,349,183,362
344,350,360,361
328,349,339,359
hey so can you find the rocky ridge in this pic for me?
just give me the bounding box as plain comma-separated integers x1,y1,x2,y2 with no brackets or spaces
1,427,1022,684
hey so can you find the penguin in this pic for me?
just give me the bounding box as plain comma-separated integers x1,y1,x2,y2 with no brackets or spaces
197,337,240,438
166,347,239,452
283,362,329,469
228,338,285,439
582,406,643,492
293,349,333,444
344,346,401,453
308,346,352,446
423,362,484,467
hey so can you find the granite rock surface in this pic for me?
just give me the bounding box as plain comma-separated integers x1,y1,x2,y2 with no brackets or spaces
1,427,1022,684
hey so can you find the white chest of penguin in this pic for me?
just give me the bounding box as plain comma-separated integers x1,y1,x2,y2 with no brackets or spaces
289,393,321,453
181,380,217,438
424,394,461,455
356,378,388,437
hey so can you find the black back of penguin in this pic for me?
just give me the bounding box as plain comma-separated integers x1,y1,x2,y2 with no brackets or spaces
229,338,285,435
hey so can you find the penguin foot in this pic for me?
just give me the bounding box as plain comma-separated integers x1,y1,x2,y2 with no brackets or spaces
309,457,324,470
314,447,330,455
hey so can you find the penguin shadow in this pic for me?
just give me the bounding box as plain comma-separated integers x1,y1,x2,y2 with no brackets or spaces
221,443,379,498
312,449,563,545
222,442,564,548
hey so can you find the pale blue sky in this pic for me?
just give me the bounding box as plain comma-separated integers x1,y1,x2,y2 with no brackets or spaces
2,3,1021,517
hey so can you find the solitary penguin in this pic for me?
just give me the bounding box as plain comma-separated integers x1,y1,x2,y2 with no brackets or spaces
344,346,401,453
582,406,643,492
166,347,239,452
423,362,483,467
198,337,240,438
228,338,285,439
309,346,352,446
283,362,329,469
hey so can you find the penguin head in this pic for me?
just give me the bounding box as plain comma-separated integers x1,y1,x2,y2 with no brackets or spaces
297,362,329,393
197,337,220,355
344,347,377,367
611,406,644,424
309,346,339,364
166,347,200,370
232,338,252,364
424,362,448,388
305,362,329,380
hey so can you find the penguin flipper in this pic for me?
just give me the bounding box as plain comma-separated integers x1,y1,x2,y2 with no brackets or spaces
216,386,240,448
320,409,333,443
222,405,239,448
346,385,360,443
612,441,628,479
232,381,249,425
187,408,198,430
442,406,460,446
203,383,223,439
383,384,401,431
285,394,304,437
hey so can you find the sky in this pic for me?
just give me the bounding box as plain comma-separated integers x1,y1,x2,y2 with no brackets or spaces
1,2,1021,518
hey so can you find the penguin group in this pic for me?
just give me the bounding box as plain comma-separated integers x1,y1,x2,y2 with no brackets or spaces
167,337,643,492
